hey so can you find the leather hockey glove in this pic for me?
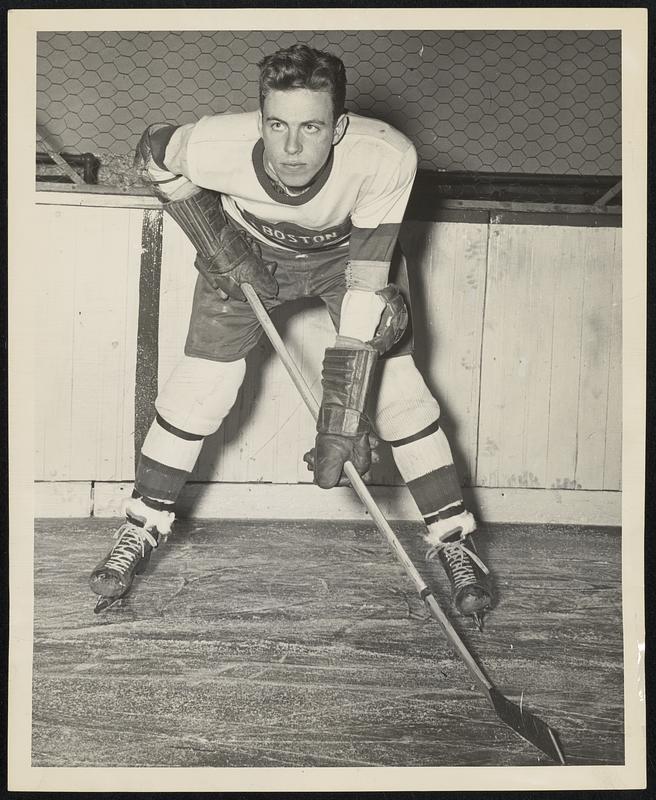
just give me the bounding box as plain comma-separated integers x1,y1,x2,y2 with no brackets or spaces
193,223,279,302
312,342,377,489
134,124,278,302
303,432,381,486
307,284,408,489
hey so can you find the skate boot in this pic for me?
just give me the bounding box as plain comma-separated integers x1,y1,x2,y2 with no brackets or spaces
89,496,174,613
424,506,493,629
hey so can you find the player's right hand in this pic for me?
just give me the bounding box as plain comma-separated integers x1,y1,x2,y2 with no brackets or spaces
194,231,278,303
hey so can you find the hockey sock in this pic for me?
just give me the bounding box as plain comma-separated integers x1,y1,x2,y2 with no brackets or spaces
373,355,475,541
389,421,469,533
135,413,204,503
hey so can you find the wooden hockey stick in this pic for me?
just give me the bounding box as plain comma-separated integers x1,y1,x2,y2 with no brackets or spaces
242,281,566,765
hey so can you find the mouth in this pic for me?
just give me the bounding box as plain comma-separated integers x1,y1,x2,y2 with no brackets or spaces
282,163,306,169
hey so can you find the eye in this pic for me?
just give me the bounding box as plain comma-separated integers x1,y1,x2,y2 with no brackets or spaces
270,121,284,131
304,124,319,133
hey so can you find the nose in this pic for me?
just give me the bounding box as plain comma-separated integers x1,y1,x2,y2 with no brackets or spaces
284,129,302,155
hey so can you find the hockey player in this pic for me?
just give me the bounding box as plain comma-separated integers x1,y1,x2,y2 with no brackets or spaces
89,44,493,624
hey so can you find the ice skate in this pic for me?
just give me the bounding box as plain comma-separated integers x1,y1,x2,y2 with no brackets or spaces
89,497,174,612
424,508,493,627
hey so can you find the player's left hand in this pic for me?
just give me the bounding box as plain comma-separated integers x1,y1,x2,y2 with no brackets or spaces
303,433,380,488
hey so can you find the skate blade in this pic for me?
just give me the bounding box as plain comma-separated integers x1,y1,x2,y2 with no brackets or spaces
471,611,485,631
94,595,124,614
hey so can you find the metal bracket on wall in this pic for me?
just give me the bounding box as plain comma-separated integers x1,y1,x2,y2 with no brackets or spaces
36,125,100,186
593,180,622,208
36,124,88,185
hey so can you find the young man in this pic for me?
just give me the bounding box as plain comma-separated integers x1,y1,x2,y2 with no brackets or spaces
89,44,493,625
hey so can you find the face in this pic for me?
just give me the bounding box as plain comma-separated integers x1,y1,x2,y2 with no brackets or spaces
259,88,347,188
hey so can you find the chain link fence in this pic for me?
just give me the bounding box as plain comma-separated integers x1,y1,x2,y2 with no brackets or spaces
37,29,621,183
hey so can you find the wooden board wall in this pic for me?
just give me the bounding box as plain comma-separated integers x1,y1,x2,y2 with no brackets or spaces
34,204,142,481
476,225,622,490
34,201,622,496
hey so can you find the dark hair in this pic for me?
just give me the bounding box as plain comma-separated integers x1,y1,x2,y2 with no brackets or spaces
258,44,346,121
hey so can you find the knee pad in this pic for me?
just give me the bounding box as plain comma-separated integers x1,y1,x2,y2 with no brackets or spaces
372,355,440,442
155,355,246,437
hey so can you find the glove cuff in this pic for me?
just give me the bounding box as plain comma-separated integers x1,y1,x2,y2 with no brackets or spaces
317,405,370,437
317,347,378,436
334,334,376,351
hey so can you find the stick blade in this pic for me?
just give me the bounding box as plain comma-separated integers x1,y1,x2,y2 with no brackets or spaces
488,686,566,764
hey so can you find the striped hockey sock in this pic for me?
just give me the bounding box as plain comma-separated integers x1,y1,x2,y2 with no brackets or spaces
387,419,476,545
134,412,205,505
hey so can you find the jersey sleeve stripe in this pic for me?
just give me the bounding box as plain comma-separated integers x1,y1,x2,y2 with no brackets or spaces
349,223,401,263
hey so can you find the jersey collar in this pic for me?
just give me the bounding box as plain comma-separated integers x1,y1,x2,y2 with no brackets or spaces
251,139,334,205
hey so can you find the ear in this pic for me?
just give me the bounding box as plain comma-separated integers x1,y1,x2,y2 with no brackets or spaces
257,109,263,136
332,113,348,145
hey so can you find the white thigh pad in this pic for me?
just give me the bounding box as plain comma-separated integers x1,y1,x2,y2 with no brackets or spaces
155,355,246,437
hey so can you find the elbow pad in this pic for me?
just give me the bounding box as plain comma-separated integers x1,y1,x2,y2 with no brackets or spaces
339,285,408,355
134,123,179,171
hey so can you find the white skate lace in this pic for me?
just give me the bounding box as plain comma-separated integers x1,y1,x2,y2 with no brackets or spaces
103,522,158,574
427,538,489,590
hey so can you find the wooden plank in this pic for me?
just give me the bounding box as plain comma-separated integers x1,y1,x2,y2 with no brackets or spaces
443,199,621,216
491,211,621,228
575,229,618,489
34,482,92,517
34,205,143,482
519,238,558,487
480,228,528,487
134,209,163,460
399,220,488,487
34,205,77,480
35,185,161,208
544,229,592,490
471,487,620,527
476,227,516,487
477,226,557,488
603,230,622,490
31,519,624,769
89,481,621,527
67,206,140,481
67,207,108,478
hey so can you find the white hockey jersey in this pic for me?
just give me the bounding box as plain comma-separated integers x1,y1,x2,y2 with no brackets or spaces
164,111,417,268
